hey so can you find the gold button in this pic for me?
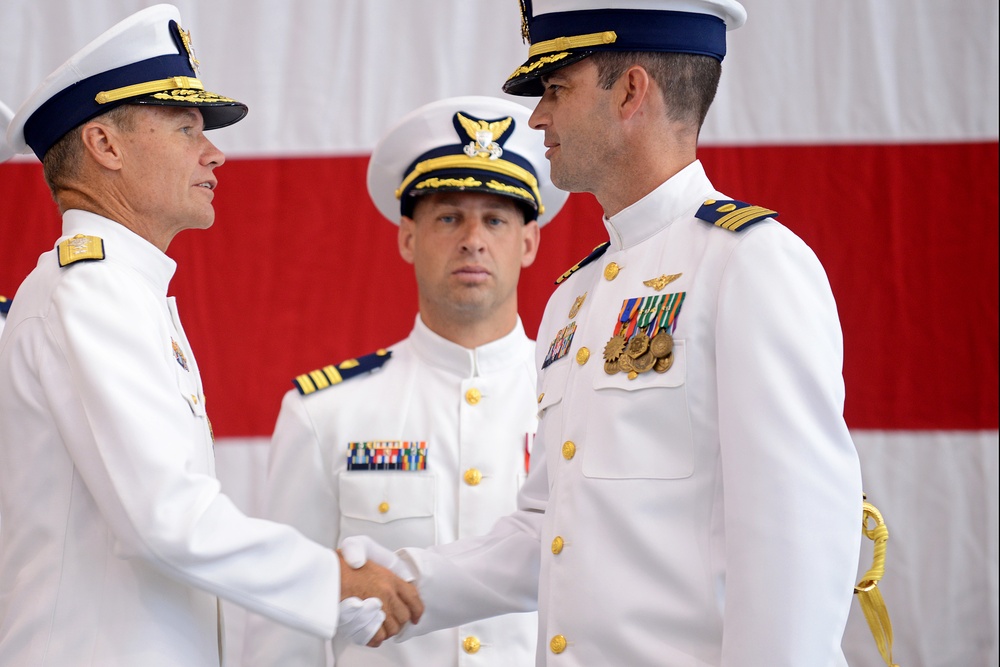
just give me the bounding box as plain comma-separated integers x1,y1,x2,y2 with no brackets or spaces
575,347,590,365
377,502,389,514
464,468,482,486
603,262,620,280
465,388,481,405
463,636,481,654
550,635,567,654
562,441,576,460
537,392,544,404
551,536,564,554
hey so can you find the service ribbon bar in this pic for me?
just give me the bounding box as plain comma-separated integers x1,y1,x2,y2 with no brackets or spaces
347,440,427,471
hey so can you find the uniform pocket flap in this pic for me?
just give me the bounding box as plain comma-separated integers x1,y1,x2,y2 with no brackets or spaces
338,472,435,525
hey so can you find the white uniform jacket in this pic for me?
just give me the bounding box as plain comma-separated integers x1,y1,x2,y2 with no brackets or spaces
0,211,342,667
397,161,864,666
243,316,539,667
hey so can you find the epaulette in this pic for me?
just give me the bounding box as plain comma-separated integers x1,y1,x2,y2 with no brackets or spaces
696,199,777,232
292,348,392,396
555,241,611,285
0,295,10,316
57,234,106,267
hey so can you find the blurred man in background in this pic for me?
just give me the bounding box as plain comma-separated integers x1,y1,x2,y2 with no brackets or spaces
243,95,566,666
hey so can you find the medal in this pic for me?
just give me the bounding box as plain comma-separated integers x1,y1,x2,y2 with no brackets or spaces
604,358,620,375
632,350,655,374
654,354,674,373
618,354,635,374
603,298,639,364
603,333,627,362
650,330,673,358
627,330,649,358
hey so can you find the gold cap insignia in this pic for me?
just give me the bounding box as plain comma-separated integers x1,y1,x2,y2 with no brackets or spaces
176,23,200,73
457,112,513,161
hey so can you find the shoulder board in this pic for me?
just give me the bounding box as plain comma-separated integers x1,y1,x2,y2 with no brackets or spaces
57,234,106,267
696,199,777,232
555,241,611,285
0,295,10,315
292,348,392,396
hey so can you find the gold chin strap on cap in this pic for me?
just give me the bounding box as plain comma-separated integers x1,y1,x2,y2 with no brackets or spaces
395,154,544,215
528,30,617,57
854,495,899,667
95,76,204,104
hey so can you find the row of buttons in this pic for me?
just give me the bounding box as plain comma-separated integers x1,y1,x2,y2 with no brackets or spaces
376,387,486,514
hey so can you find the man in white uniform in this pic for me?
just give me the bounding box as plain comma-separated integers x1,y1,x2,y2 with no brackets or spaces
0,6,420,666
243,96,567,666
348,1,865,665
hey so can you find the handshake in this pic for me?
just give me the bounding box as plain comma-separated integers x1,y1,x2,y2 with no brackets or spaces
334,536,422,649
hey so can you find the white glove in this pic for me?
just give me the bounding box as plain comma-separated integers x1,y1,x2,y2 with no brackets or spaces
339,535,415,581
331,595,385,656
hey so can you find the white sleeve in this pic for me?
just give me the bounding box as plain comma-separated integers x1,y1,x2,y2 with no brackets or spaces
396,432,546,638
45,263,341,638
243,390,339,666
714,225,863,665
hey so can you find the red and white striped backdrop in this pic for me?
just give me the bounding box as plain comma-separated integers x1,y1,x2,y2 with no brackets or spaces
1,2,997,665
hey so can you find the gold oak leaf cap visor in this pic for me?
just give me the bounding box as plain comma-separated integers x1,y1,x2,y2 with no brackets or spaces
6,3,247,160
504,0,747,96
367,95,568,228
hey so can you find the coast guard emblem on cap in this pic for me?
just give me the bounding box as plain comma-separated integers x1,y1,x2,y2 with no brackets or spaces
176,24,200,73
457,112,514,160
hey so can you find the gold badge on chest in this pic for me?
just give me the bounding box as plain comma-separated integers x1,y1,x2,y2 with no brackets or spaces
568,292,587,319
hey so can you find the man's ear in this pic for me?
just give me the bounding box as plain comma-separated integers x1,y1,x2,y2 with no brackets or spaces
617,65,652,121
398,217,417,265
80,121,125,171
520,220,541,269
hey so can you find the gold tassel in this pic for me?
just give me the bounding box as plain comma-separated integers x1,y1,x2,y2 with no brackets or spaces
854,496,899,667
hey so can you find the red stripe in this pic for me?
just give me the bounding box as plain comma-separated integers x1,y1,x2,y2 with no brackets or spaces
1,142,996,432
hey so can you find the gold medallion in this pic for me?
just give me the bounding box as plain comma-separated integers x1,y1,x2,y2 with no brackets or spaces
654,354,674,373
627,331,649,358
632,350,655,373
604,358,620,375
618,354,635,374
650,330,674,358
603,333,627,362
